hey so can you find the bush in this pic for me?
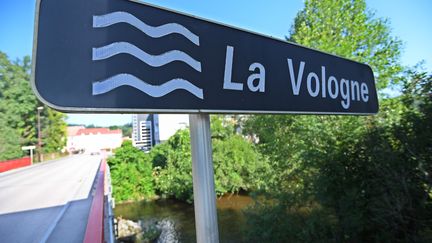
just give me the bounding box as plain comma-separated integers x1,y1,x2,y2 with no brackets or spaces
152,129,194,202
108,141,155,202
152,116,270,203
243,72,432,242
0,119,22,161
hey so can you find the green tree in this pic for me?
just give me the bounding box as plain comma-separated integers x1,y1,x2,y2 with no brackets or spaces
243,0,419,241
211,116,270,194
152,129,194,202
0,52,38,150
398,69,432,167
109,123,132,137
0,118,22,161
152,116,269,203
43,108,67,153
108,140,155,201
289,0,402,90
309,70,432,241
0,51,68,160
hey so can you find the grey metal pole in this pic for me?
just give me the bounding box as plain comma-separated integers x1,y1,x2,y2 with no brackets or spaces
37,106,43,162
30,149,33,165
189,114,219,243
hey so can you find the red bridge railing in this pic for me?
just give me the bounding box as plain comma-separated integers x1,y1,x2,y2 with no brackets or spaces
84,159,106,243
0,157,31,173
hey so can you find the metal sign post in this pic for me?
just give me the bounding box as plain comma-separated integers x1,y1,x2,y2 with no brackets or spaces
189,114,219,243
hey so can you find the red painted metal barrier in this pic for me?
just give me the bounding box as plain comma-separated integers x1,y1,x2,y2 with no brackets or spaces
84,159,106,243
0,157,31,173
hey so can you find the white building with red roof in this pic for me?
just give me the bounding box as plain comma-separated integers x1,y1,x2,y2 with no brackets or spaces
66,127,122,154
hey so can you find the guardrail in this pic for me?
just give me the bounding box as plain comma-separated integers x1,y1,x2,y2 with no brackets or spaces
83,159,115,243
104,162,115,243
0,157,31,173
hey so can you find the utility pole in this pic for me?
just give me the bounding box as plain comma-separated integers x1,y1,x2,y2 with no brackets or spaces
37,106,44,162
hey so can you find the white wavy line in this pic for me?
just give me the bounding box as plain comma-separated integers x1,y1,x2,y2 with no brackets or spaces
92,74,203,99
93,11,200,46
92,42,201,72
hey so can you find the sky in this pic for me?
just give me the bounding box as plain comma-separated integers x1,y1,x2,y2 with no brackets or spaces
1,0,431,126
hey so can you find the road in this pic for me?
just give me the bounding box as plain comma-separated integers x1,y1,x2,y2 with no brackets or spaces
0,154,101,243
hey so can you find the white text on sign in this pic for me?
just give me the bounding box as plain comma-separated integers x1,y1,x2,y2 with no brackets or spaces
223,46,370,110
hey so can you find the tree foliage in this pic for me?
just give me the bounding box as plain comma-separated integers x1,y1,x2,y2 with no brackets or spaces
0,118,22,161
0,51,67,160
109,123,132,138
0,53,37,149
243,0,431,242
108,140,155,201
288,0,403,90
110,116,269,203
43,108,67,153
152,116,269,203
151,129,194,202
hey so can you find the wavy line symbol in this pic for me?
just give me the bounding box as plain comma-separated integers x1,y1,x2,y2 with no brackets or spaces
93,11,200,46
92,11,203,99
92,74,203,99
92,42,202,72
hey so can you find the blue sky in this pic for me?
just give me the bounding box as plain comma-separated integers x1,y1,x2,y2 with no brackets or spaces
1,0,431,126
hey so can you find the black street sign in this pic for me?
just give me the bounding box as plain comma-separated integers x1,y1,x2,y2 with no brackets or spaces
32,0,379,114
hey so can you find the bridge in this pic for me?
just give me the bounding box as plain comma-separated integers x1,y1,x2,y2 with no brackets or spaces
0,155,115,243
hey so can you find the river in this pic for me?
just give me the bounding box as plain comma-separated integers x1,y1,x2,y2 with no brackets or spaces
115,194,253,242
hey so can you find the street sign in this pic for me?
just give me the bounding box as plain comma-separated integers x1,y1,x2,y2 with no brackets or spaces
21,146,36,150
32,0,378,114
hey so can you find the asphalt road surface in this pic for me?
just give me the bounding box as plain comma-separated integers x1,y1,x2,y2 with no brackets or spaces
0,154,101,243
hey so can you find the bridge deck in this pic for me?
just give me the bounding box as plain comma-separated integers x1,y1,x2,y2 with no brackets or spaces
0,155,102,243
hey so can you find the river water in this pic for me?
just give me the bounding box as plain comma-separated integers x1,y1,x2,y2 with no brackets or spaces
115,194,253,242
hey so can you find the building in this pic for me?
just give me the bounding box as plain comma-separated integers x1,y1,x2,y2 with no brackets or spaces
131,114,189,151
132,114,159,151
66,127,123,154
66,126,85,153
